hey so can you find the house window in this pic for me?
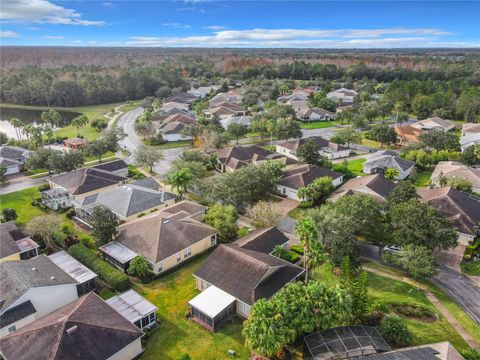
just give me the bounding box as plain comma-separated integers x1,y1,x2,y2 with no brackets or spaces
149,312,156,324
282,187,286,194
184,248,192,259
210,235,217,246
177,255,181,263
237,301,250,316
158,263,163,272
8,325,16,333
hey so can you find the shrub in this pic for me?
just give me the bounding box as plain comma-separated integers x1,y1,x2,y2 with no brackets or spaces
298,200,313,209
128,165,146,180
64,235,79,249
68,244,130,291
379,316,412,347
1,208,17,222
391,303,436,320
65,208,76,219
290,244,304,255
463,348,480,360
38,183,50,192
237,227,250,237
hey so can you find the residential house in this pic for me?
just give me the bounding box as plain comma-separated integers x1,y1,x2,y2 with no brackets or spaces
165,93,196,105
278,164,344,200
209,92,243,107
418,187,480,245
277,90,310,103
220,115,253,129
296,107,336,122
160,101,189,113
362,150,415,180
431,161,480,193
188,86,219,98
0,255,79,337
106,289,158,330
92,159,129,177
0,222,39,262
395,125,422,145
462,123,480,136
327,88,357,105
0,146,30,175
63,138,87,150
156,113,196,142
205,102,246,120
276,136,350,161
46,167,126,208
73,184,176,224
410,117,455,132
99,201,216,274
215,145,296,172
0,292,144,360
460,132,480,152
189,227,303,330
328,174,397,205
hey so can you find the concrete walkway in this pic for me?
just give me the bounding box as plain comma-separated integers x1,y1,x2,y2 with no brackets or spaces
364,265,480,350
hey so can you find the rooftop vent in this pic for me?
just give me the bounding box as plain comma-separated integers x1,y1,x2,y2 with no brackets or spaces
66,325,78,335
163,220,170,224
31,267,36,271
50,276,55,280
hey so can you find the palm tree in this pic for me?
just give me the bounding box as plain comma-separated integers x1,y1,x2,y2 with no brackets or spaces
72,114,89,139
296,217,318,283
166,168,194,200
9,117,23,140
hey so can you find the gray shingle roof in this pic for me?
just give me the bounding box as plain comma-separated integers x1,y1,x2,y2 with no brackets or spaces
131,177,161,190
49,168,126,195
280,164,343,189
92,159,128,172
0,293,143,360
364,151,415,172
0,222,39,260
234,227,289,254
0,255,77,312
278,136,348,152
0,146,28,160
329,174,397,204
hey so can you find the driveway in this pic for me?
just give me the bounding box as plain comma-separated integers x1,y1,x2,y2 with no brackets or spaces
0,174,47,195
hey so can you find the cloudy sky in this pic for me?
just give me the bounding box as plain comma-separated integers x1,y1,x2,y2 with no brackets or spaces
0,0,479,48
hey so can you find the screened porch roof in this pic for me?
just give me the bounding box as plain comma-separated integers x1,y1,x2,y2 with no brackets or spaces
106,289,158,323
188,285,236,319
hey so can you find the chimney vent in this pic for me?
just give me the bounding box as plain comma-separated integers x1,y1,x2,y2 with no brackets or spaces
66,325,78,335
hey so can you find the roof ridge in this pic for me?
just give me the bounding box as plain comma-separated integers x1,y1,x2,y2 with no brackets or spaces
3,261,34,288
223,245,271,269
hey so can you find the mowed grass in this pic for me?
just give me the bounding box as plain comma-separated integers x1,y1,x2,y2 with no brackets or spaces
313,262,472,353
299,121,336,129
414,169,433,188
346,158,367,176
133,254,249,360
0,187,45,225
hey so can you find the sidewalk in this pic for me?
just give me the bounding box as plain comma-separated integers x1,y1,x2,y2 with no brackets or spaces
364,265,479,350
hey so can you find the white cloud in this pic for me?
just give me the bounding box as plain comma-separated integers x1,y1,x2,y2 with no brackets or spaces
125,27,477,48
0,30,20,38
101,2,115,8
205,25,226,31
176,7,195,12
162,22,191,29
1,0,104,26
44,35,63,39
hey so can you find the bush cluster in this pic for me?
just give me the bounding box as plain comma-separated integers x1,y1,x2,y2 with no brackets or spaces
68,244,130,291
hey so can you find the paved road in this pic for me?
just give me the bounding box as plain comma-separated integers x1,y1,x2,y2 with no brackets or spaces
432,265,480,326
0,176,47,195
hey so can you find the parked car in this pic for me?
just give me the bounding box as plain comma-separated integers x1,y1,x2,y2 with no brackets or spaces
383,245,402,254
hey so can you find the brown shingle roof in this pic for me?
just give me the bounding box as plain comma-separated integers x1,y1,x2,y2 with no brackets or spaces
0,293,143,360
329,174,397,204
417,187,480,235
217,145,295,170
431,161,480,189
395,126,422,143
278,136,348,152
118,207,215,263
280,164,343,189
195,239,303,305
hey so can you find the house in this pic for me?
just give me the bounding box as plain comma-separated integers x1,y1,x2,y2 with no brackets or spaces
157,113,196,142
418,187,480,245
296,107,336,122
395,125,422,145
220,115,253,129
328,174,397,205
47,167,126,199
410,117,455,132
431,161,480,193
205,102,246,119
188,86,219,98
460,132,480,152
327,88,357,105
277,91,310,103
209,92,243,107
362,150,415,180
165,93,196,105
63,138,87,150
189,227,303,330
160,101,189,113
0,222,39,262
92,159,129,177
0,292,144,360
276,136,350,161
73,184,176,224
278,164,344,201
41,188,72,210
106,289,158,330
99,201,216,274
215,145,296,172
0,146,30,175
0,255,79,337
462,123,480,136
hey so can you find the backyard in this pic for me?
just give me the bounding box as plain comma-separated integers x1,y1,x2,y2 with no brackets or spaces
414,169,433,188
132,254,250,360
0,187,45,225
345,158,367,176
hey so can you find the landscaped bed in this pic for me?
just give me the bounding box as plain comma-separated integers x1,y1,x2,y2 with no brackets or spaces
132,253,250,360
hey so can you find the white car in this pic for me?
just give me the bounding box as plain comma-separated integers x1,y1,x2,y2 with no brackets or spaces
383,245,402,254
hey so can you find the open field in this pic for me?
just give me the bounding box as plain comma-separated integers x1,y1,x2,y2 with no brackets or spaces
133,254,249,360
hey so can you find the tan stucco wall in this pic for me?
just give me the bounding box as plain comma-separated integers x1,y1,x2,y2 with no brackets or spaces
0,253,21,263
107,337,143,360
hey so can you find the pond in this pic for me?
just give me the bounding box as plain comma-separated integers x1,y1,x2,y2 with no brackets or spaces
0,107,82,138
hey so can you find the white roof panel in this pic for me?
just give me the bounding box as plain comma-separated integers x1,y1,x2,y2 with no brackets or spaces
48,251,97,283
106,289,158,323
188,285,236,318
99,241,137,264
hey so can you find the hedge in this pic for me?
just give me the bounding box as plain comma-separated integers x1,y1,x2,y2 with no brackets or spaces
68,244,130,291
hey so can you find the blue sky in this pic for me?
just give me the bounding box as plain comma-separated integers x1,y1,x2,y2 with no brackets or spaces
1,1,479,48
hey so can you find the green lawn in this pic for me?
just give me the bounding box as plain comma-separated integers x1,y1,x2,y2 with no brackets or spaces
0,187,45,225
346,158,367,176
299,121,336,129
461,260,480,276
133,254,249,360
313,262,473,354
288,207,306,220
414,169,433,188
148,140,193,149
